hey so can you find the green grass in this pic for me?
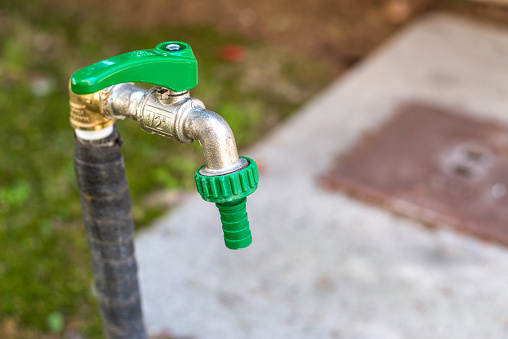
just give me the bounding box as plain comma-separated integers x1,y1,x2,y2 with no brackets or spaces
0,3,332,338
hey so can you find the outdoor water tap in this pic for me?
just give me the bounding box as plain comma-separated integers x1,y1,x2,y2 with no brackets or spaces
70,41,259,250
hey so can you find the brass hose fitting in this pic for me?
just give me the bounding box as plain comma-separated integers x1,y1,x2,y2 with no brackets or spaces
69,85,114,131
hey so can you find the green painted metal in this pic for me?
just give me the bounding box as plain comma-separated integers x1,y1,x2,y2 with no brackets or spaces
70,41,198,94
194,157,259,250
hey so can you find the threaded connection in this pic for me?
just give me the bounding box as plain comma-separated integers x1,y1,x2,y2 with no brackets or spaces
194,156,258,250
194,157,259,203
217,198,252,250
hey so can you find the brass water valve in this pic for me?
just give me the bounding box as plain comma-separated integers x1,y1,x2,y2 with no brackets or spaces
69,41,259,249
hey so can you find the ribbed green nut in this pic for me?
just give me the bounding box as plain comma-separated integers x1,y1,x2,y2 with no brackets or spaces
194,157,259,250
70,41,198,94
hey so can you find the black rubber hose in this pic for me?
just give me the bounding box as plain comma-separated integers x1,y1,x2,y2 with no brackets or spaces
74,128,147,339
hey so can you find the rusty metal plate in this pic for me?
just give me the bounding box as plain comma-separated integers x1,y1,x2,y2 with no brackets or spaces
321,103,508,245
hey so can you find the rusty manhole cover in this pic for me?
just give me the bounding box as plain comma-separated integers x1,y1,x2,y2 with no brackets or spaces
321,103,508,245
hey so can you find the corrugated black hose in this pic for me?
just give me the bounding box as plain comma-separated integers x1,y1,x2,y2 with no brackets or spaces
73,127,147,339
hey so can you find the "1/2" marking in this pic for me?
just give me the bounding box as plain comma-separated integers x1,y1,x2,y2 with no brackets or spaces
153,115,161,128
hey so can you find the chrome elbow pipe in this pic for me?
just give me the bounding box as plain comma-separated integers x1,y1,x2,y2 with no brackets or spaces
101,83,246,175
184,107,247,175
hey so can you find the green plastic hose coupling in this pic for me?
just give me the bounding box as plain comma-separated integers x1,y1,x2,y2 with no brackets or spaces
194,157,259,250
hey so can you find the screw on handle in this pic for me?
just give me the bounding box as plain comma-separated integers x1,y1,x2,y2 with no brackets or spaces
70,41,198,95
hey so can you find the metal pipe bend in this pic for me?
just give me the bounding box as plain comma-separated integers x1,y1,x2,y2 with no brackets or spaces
100,84,246,176
183,107,247,175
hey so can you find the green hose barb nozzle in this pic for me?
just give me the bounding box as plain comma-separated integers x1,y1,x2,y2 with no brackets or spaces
195,157,259,250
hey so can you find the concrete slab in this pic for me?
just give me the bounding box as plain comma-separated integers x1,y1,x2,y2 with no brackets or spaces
136,14,508,339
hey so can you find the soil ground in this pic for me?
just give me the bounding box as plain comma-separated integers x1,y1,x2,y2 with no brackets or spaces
48,0,508,75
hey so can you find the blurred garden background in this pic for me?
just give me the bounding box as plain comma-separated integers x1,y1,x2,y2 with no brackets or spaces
0,0,507,337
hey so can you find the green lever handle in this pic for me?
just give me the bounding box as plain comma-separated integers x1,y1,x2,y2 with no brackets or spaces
70,41,198,95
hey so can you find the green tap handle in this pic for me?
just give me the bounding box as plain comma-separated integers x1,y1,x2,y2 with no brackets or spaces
70,41,198,95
